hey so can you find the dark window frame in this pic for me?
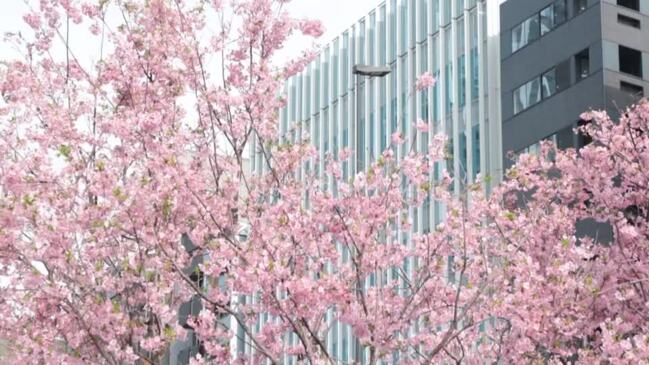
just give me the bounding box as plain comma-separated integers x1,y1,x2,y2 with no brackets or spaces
617,13,641,28
620,80,644,97
619,45,643,78
617,0,640,11
575,48,591,81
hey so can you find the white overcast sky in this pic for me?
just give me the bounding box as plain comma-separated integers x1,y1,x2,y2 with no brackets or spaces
0,0,383,63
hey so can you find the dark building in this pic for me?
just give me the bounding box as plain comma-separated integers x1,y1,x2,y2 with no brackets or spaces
500,0,649,166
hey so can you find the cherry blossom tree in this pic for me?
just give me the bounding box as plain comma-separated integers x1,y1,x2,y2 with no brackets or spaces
489,102,649,363
1,0,649,364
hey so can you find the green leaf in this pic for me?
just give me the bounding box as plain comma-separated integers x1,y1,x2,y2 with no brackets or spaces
57,144,72,159
22,194,36,207
112,187,127,202
162,196,173,220
111,298,121,313
163,325,176,340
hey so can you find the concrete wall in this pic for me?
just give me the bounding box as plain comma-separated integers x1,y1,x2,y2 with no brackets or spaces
500,0,605,158
600,0,649,108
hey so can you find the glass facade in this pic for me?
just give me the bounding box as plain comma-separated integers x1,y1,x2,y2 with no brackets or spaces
249,1,498,363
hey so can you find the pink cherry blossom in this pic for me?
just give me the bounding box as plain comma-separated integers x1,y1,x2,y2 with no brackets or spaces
299,19,325,37
415,118,429,132
2,1,648,364
415,71,436,91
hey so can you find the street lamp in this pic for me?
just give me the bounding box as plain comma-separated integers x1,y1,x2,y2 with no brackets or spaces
353,65,391,77
352,64,391,174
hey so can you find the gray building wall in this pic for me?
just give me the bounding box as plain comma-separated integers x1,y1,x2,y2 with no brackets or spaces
500,0,605,162
500,0,649,166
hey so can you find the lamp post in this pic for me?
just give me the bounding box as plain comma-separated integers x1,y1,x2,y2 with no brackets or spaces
350,63,391,365
352,64,391,174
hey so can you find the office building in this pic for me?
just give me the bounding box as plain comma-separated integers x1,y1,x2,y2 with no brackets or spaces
246,0,502,363
500,0,649,164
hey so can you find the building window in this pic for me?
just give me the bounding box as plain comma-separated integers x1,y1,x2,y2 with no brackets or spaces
513,77,541,114
577,119,593,148
542,68,557,98
617,14,641,28
555,125,575,150
575,0,587,14
512,14,540,53
575,48,590,80
617,0,640,11
620,80,644,97
379,5,386,64
419,0,428,41
389,0,396,62
443,0,451,26
619,45,643,78
540,0,567,35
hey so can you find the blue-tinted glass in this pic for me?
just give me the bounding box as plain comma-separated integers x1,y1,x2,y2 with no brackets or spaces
343,96,349,180
458,54,466,107
445,63,453,113
359,20,366,64
410,0,416,48
369,12,376,64
389,0,397,61
432,36,440,124
323,109,329,153
432,0,439,31
433,69,440,123
305,65,312,116
420,42,429,131
470,11,479,100
420,41,429,72
457,17,466,108
457,0,464,14
343,32,349,93
281,94,288,134
443,0,451,25
332,317,338,358
472,126,480,179
323,48,329,104
343,97,349,149
446,118,453,176
333,39,339,99
471,49,478,100
380,77,387,152
380,5,387,65
444,29,453,113
400,1,408,54
434,162,443,223
315,59,321,110
290,83,296,126
333,103,339,159
369,78,375,162
314,114,320,151
460,129,467,180
390,64,398,148
342,327,349,362
357,82,365,172
400,57,408,136
419,0,428,41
